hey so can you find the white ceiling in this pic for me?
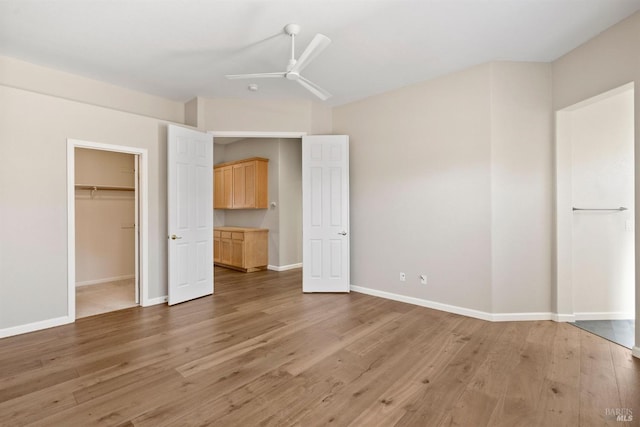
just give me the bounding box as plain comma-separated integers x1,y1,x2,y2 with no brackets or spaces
1,0,639,107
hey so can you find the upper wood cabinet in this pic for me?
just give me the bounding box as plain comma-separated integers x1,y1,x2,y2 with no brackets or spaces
214,157,268,209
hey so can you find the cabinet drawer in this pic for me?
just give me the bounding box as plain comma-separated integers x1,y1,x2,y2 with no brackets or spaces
214,230,221,238
221,231,232,239
231,232,244,241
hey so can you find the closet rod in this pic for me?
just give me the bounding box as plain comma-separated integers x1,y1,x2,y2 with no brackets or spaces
75,185,134,192
572,207,627,212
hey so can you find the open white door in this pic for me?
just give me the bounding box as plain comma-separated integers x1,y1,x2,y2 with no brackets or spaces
167,125,214,305
302,135,350,292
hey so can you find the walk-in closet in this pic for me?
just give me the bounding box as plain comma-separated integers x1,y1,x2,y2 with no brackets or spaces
75,148,138,317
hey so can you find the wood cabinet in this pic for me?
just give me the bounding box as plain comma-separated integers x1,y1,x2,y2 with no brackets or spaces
214,227,268,272
214,157,268,209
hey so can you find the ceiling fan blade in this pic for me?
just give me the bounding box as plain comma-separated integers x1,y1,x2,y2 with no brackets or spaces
290,34,331,74
225,72,286,79
297,76,332,101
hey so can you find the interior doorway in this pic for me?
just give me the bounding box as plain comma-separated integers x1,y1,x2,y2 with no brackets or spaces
67,139,149,321
213,135,304,273
74,148,138,317
555,83,635,348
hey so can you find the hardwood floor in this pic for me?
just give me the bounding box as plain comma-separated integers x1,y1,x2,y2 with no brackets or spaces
1,267,638,426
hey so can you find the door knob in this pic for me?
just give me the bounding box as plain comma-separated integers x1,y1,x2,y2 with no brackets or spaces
169,234,182,240
337,231,347,236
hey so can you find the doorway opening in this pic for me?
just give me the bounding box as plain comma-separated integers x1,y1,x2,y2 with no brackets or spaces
213,136,304,275
209,132,351,295
555,83,635,348
67,139,149,321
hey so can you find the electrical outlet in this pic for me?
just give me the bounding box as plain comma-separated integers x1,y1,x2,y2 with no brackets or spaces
400,272,406,282
419,274,427,285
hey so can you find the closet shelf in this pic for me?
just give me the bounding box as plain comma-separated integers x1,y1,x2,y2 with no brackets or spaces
75,185,135,192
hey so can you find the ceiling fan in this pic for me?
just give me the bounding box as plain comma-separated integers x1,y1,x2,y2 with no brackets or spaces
225,24,332,101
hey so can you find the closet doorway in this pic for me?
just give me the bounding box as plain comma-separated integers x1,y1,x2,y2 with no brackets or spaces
555,83,635,348
67,139,149,320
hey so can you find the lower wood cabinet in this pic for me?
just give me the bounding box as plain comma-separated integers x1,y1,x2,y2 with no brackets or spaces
214,226,268,272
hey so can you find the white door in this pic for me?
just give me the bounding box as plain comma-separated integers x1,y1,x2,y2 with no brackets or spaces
302,135,350,292
167,125,214,305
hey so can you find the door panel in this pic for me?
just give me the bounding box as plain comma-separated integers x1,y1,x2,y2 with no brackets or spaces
302,135,350,292
167,125,213,305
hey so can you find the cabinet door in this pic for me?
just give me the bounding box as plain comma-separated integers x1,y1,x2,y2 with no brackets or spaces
222,167,233,208
232,164,246,208
231,239,244,267
220,238,232,264
214,168,224,209
232,162,256,208
243,162,256,208
214,166,233,209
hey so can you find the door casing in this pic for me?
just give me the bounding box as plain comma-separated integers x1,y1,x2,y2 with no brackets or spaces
67,139,150,322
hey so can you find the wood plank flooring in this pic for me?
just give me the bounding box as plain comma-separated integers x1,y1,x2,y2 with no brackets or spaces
1,267,638,426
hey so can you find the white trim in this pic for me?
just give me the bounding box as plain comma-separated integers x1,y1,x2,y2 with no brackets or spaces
562,82,635,111
268,263,302,272
574,312,635,321
552,313,576,322
0,316,73,339
491,312,553,321
351,285,561,322
67,142,76,321
350,285,492,322
209,131,307,139
145,295,168,306
76,275,135,287
632,346,640,359
67,139,151,322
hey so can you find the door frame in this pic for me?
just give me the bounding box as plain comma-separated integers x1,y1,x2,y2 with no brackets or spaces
554,82,635,322
67,139,150,322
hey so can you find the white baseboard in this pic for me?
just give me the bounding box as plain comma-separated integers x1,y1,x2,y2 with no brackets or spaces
268,263,302,272
142,295,167,307
350,285,560,323
491,312,553,321
76,274,135,287
350,285,493,321
574,312,635,321
633,346,640,359
0,315,73,339
552,313,576,322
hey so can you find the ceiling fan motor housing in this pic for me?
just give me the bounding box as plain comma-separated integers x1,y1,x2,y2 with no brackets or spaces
284,23,301,36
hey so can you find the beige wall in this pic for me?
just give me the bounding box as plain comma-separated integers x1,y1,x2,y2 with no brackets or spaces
552,11,639,348
333,64,494,312
333,61,554,315
0,85,169,329
203,97,332,134
75,149,136,285
0,56,185,123
490,62,553,314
